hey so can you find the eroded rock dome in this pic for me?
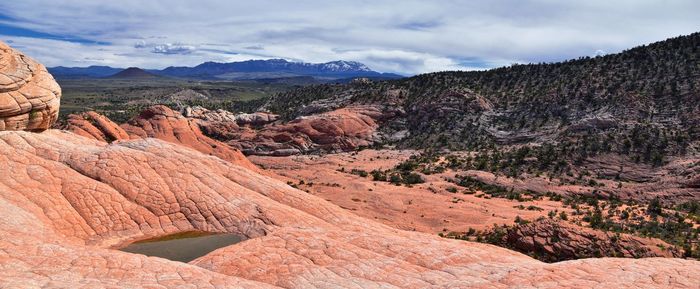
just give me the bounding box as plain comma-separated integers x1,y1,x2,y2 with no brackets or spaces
0,41,60,131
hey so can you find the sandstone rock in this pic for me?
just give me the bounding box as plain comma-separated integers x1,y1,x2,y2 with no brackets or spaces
0,41,60,131
0,130,698,288
183,105,401,156
487,219,681,262
64,111,131,142
228,105,397,155
184,105,239,123
63,107,259,171
183,106,278,126
122,105,258,170
234,112,279,126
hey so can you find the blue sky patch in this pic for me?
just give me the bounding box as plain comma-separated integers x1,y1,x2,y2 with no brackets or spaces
0,13,109,45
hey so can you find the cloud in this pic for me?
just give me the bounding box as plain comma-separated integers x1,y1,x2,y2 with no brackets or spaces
244,45,265,50
151,43,196,55
133,40,196,54
0,0,698,74
199,48,239,55
134,40,147,48
396,20,442,31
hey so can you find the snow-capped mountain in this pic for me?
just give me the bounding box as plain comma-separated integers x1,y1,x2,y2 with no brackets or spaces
318,61,372,72
49,59,401,81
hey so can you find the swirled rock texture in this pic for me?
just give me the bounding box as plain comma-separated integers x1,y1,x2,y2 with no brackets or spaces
0,41,60,131
0,130,699,288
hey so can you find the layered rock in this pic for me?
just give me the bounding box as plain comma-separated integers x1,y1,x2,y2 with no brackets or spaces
0,41,60,131
69,104,397,157
122,105,258,170
486,219,681,262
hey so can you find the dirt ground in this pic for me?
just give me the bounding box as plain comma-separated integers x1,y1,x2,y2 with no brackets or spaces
251,149,572,234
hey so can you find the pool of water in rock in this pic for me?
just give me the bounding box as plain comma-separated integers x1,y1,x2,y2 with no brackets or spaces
119,232,243,262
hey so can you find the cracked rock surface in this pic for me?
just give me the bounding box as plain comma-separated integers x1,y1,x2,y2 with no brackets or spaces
0,42,60,131
0,130,699,288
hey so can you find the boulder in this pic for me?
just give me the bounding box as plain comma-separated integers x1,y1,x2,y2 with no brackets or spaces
487,219,681,262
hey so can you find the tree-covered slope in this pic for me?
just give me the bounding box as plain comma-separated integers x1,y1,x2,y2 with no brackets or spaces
265,33,700,167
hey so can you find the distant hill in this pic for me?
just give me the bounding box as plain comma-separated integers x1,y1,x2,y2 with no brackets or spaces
107,67,161,79
49,59,404,81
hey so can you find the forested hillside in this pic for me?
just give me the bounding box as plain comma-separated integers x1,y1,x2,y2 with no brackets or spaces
265,33,700,169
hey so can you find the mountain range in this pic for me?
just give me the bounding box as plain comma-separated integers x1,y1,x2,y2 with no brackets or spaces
49,59,403,81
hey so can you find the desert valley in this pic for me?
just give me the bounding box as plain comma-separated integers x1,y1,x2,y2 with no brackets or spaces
1,2,700,288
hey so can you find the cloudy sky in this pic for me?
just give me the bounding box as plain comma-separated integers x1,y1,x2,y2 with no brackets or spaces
0,0,698,75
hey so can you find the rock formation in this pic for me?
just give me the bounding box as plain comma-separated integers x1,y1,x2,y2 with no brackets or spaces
193,105,398,156
64,106,257,170
236,105,384,155
124,104,400,156
0,41,60,131
485,219,681,262
1,130,699,288
183,106,279,126
65,111,131,142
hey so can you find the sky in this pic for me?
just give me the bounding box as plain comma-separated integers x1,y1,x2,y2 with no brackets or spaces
0,0,698,75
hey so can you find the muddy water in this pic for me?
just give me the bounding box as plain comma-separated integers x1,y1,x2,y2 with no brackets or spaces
119,232,243,262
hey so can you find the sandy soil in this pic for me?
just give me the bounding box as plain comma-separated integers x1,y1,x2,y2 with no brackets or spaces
251,149,571,233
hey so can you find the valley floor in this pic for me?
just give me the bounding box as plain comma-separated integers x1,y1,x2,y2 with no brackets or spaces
251,149,699,261
251,150,564,233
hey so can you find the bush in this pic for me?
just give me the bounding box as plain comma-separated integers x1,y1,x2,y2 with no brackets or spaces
350,169,368,178
371,170,387,181
559,211,568,220
647,197,663,216
402,172,424,184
